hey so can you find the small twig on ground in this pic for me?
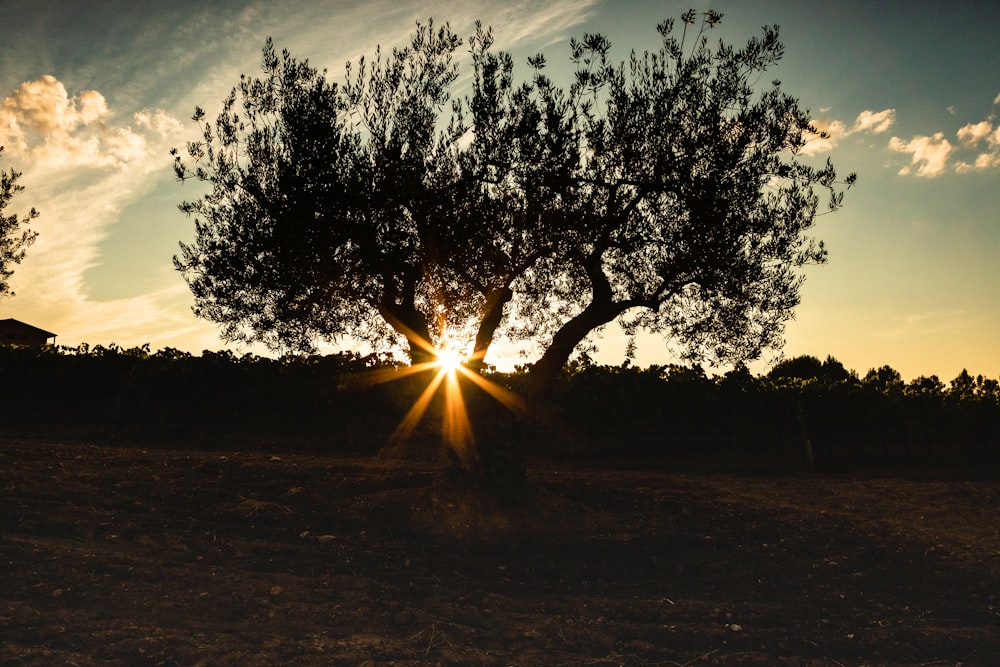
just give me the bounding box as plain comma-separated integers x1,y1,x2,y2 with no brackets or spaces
425,623,436,657
234,496,293,517
669,649,718,667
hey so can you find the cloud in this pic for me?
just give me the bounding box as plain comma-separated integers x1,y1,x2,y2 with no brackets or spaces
872,309,972,339
891,96,1000,177
801,118,847,155
134,109,184,137
0,75,182,169
994,91,1000,106
483,0,603,47
968,151,1000,170
5,158,225,351
800,109,895,156
3,75,199,350
852,109,896,134
957,120,994,147
888,133,953,178
0,76,107,137
953,118,1000,172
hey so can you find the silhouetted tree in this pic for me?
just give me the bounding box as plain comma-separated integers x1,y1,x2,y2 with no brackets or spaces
862,365,904,396
769,354,855,385
174,13,854,485
0,146,39,298
769,354,823,381
907,374,945,398
947,369,977,401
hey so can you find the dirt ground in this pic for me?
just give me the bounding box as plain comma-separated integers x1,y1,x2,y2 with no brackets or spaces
2,433,998,666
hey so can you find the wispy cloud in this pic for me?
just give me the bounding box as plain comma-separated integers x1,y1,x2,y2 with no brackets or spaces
872,310,973,339
888,91,1000,178
800,108,895,156
2,75,194,348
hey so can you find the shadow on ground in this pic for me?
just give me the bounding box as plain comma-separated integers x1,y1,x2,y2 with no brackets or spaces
2,436,998,665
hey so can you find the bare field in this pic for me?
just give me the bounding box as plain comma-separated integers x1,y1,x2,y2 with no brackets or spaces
2,435,999,666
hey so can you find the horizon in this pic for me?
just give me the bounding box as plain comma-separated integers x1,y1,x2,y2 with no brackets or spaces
2,0,999,382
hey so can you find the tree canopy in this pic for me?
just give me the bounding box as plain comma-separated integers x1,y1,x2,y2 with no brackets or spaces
0,146,38,299
174,12,855,396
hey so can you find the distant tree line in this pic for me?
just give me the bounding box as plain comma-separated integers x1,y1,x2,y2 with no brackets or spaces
0,344,408,451
535,355,1000,468
1,345,997,468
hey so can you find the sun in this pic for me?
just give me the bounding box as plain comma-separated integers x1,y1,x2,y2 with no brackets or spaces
359,328,527,468
434,346,465,374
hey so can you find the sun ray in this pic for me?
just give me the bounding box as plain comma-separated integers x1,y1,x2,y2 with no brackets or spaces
382,367,448,456
454,364,527,414
442,368,475,466
352,361,439,389
371,329,531,467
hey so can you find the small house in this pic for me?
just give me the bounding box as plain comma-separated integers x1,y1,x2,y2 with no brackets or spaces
0,318,57,347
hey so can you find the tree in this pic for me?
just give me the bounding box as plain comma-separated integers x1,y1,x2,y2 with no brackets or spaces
174,13,854,482
0,146,39,298
768,354,855,385
947,369,977,401
862,365,904,396
907,374,945,398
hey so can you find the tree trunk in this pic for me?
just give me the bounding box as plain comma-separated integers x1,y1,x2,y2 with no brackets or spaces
526,300,620,399
376,302,435,365
436,286,525,502
407,338,437,366
469,286,512,372
448,299,621,504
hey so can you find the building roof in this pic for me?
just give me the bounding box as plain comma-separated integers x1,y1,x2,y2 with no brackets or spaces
0,318,57,339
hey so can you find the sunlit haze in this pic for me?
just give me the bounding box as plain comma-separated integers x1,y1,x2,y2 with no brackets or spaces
435,348,466,375
2,0,998,381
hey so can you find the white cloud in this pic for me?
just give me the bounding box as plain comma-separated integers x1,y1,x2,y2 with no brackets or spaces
0,76,106,137
5,160,221,351
0,75,181,169
888,133,953,178
994,91,1000,106
852,109,895,134
801,118,847,156
890,93,1000,177
957,120,993,147
484,0,603,48
800,108,895,155
973,151,1000,169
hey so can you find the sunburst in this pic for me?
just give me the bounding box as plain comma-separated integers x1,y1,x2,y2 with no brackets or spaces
434,346,465,375
360,336,526,468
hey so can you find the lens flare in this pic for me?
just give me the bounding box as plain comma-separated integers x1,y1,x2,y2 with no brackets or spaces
434,347,465,374
350,327,527,466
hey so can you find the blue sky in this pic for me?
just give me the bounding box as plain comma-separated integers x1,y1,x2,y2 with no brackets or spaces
1,0,998,380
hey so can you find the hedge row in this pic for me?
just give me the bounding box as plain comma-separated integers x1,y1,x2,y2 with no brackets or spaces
2,345,997,466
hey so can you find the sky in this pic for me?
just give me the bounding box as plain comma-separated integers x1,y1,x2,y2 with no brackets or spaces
1,0,998,381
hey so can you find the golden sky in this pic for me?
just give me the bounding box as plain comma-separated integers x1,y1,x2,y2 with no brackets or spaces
1,0,999,381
